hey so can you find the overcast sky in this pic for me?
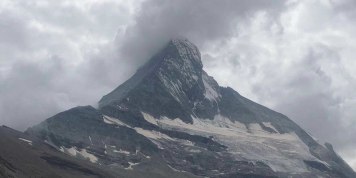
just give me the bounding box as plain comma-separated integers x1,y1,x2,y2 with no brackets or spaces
0,0,355,170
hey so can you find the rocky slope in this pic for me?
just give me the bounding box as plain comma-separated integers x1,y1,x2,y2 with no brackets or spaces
0,125,115,178
26,38,355,178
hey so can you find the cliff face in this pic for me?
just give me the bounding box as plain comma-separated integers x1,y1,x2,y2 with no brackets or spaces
27,38,355,178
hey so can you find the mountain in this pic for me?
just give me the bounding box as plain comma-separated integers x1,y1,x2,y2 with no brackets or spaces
25,38,355,178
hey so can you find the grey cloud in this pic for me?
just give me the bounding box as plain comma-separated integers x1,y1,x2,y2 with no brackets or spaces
0,10,31,52
118,0,286,66
0,1,135,130
332,0,356,15
0,58,65,130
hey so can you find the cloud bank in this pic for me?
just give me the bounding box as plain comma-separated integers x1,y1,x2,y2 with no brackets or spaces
0,0,355,170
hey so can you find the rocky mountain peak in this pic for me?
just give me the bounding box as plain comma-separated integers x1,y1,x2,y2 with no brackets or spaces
98,38,220,123
169,37,203,69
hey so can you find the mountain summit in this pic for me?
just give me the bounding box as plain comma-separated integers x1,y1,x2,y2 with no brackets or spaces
26,38,355,178
99,38,217,123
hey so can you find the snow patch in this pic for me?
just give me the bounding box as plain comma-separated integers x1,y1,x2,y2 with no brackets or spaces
125,162,140,170
248,123,266,134
140,152,151,159
158,114,248,137
18,138,32,145
142,112,158,126
262,122,278,133
113,149,130,155
67,147,77,156
103,115,129,127
62,147,98,163
187,148,201,153
78,149,98,163
134,127,174,141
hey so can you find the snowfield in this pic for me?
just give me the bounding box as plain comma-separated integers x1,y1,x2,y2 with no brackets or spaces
142,112,323,173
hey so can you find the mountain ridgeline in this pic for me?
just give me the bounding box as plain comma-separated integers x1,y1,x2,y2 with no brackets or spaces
23,38,355,178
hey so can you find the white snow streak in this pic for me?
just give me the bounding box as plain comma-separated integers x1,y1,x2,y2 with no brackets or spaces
134,127,173,140
88,136,93,145
113,149,130,155
142,112,158,125
18,138,32,145
103,115,129,127
125,162,140,170
62,147,98,163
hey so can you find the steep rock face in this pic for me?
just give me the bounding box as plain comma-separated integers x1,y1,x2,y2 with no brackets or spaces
28,38,355,178
99,38,211,123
